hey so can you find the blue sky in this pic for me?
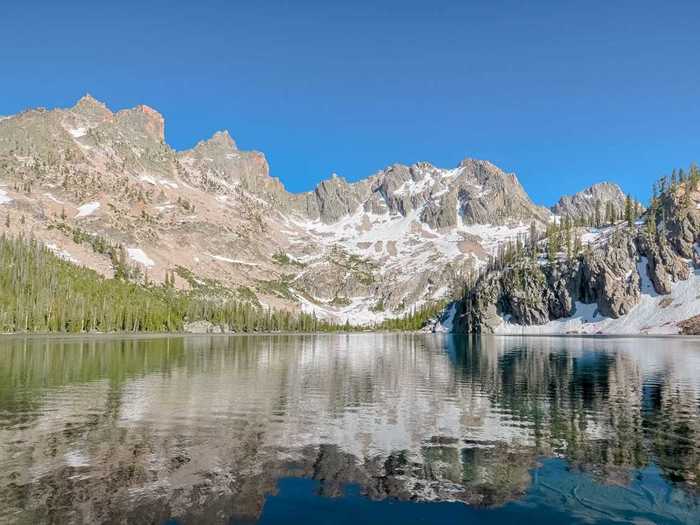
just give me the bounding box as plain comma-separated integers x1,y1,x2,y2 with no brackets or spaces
2,0,699,205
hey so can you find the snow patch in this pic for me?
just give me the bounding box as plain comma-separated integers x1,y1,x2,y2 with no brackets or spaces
68,127,87,138
45,243,79,264
496,261,700,335
76,201,100,217
159,179,178,189
127,248,155,268
64,450,90,468
44,193,63,204
0,189,12,204
205,252,258,266
297,293,390,326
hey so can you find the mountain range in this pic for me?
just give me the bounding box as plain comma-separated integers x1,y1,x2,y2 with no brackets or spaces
0,96,655,327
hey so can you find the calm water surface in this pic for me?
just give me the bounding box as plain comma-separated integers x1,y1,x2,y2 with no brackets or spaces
0,334,699,524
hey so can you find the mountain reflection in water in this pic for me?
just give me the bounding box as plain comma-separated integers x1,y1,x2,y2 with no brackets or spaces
0,334,698,524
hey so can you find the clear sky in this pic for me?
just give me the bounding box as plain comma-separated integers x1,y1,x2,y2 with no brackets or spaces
1,0,699,205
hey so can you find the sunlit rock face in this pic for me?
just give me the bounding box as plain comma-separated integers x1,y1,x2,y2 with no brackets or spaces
551,182,628,219
456,184,700,335
0,96,569,324
0,334,699,523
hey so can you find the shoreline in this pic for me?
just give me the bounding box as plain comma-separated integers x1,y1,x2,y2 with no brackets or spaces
0,331,698,341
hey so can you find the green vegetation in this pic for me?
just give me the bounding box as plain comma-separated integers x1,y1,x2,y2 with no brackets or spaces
0,234,344,333
329,247,377,286
272,251,305,268
376,300,448,331
329,295,351,306
370,299,385,312
255,276,296,301
646,162,699,236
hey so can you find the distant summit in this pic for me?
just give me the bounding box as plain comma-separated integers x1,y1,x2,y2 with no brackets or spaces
551,182,627,218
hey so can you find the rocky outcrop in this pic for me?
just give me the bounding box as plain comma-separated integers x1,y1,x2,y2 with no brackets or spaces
678,314,700,335
183,320,226,333
455,189,700,333
70,94,113,126
305,174,369,223
552,182,627,218
578,230,640,318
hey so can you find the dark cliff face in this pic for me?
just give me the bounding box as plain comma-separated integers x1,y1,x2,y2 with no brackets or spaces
453,188,700,333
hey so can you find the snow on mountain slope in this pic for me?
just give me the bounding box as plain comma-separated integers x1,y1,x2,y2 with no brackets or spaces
495,261,700,335
0,95,567,325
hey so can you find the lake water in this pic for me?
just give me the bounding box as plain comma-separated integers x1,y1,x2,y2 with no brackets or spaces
0,334,699,524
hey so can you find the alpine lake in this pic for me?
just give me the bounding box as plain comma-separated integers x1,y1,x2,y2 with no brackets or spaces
1,333,699,524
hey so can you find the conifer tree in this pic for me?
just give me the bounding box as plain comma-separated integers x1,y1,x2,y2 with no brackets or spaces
604,202,613,225
690,163,700,191
573,231,582,255
625,194,633,227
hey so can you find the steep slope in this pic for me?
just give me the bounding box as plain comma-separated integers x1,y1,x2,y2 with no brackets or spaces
445,178,700,335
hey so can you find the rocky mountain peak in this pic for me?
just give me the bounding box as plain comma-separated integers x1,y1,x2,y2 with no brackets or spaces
210,130,237,149
458,157,495,169
70,94,113,126
193,130,238,153
113,104,165,142
552,182,626,218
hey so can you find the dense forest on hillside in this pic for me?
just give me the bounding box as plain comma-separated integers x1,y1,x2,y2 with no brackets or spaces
0,235,346,333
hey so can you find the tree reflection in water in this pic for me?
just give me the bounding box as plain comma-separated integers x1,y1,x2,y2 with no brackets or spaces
0,334,698,523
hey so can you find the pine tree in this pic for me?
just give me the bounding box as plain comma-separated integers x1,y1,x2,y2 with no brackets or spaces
546,223,558,262
604,202,613,225
573,231,582,255
529,221,537,255
624,194,633,227
646,212,656,237
690,162,700,191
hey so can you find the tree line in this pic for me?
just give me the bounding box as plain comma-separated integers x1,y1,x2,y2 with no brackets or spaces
0,234,347,333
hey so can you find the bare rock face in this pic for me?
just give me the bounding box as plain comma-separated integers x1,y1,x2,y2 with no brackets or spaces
579,230,640,318
638,235,689,294
457,159,550,225
552,182,627,218
306,174,368,223
678,314,700,335
113,105,166,143
70,94,113,126
177,130,278,197
663,190,700,258
455,187,700,333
